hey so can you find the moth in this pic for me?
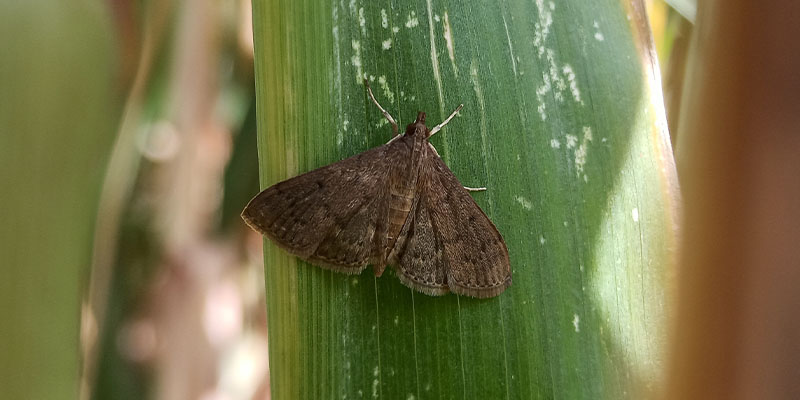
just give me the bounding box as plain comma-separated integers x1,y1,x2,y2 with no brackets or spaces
242,81,511,298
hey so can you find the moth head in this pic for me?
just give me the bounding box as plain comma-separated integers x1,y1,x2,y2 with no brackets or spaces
404,112,428,138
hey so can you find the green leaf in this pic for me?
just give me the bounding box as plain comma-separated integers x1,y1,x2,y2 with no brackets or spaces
251,1,677,398
0,2,119,399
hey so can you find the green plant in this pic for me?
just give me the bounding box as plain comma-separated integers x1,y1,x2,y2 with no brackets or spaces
251,1,677,398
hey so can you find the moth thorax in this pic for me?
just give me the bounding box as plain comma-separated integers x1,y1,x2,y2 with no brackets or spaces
404,124,429,138
403,112,428,138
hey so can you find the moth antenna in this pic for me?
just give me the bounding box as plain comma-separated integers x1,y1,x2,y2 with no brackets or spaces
386,134,403,145
428,104,463,137
364,78,398,136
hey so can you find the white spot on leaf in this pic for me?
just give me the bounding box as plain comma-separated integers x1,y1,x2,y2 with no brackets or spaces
372,366,380,397
593,20,604,41
514,195,533,210
358,7,366,36
574,127,593,177
566,134,578,149
380,9,388,28
532,0,553,57
562,64,583,104
547,49,566,102
377,75,394,103
405,11,419,28
532,2,586,119
535,72,551,120
351,40,363,83
583,126,593,140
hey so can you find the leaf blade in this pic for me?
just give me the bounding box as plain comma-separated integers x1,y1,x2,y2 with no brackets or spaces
251,0,677,398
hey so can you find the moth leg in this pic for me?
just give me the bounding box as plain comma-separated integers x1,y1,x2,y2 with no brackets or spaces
424,142,485,191
428,104,464,137
426,142,441,158
364,78,398,136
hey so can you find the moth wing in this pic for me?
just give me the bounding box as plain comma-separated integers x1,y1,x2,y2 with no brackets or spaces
242,141,406,273
405,151,511,298
389,190,450,296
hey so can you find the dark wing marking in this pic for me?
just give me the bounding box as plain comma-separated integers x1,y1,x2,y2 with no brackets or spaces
242,140,407,273
412,151,511,298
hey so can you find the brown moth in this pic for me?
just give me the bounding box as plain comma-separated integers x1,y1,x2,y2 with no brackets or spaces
241,81,511,298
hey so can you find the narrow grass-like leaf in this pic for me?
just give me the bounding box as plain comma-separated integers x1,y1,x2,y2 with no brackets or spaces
252,1,677,398
0,2,119,399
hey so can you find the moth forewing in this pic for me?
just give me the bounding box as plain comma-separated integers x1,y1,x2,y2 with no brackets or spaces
242,82,511,298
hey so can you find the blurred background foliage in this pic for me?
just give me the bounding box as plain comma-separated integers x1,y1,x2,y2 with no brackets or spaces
0,0,695,399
